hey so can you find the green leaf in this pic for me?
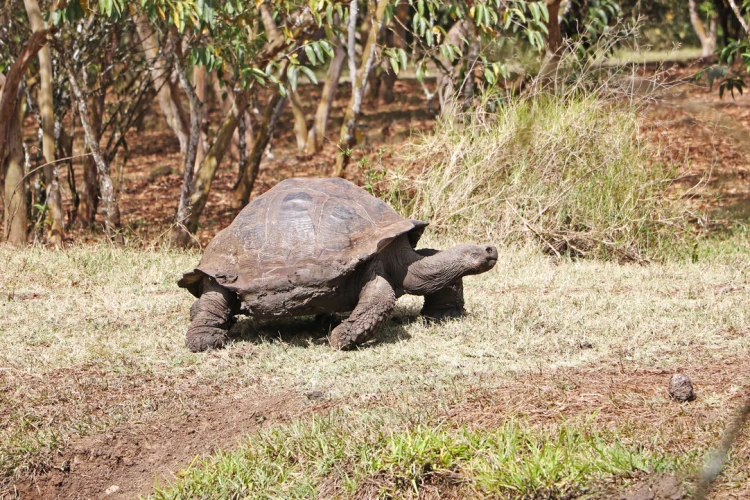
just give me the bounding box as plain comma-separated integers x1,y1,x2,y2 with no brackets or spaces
326,3,334,25
299,65,318,85
287,65,299,92
304,44,317,66
312,42,325,65
484,67,496,85
390,57,400,75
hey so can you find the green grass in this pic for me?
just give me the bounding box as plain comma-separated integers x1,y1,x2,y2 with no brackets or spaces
151,411,689,499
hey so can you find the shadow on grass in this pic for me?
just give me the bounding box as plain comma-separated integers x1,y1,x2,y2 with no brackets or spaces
226,313,420,349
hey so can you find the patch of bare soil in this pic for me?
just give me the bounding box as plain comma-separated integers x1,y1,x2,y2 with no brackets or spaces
10,391,330,500
640,62,750,227
616,474,687,500
444,359,750,498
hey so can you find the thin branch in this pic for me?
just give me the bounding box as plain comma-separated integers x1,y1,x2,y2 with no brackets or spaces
692,394,750,500
0,28,53,162
727,0,750,33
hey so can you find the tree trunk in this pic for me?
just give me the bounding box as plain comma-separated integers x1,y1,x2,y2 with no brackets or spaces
3,84,28,245
436,21,468,117
333,0,389,177
714,0,731,47
259,3,307,152
232,90,285,209
690,0,718,58
79,90,102,225
0,28,50,165
57,118,78,227
537,0,564,90
192,64,208,172
66,65,122,242
259,4,282,41
213,77,254,162
381,26,397,104
727,0,750,34
24,0,63,246
184,91,250,235
288,90,308,152
170,35,205,247
461,19,480,109
135,16,190,156
305,33,346,154
392,4,409,49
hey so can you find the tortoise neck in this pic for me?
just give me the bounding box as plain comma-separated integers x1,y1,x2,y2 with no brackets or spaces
400,247,470,295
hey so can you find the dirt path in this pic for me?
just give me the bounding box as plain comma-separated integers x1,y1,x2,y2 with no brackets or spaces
12,392,329,499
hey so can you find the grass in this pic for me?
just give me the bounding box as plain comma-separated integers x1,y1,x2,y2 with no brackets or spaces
382,85,689,262
2,240,750,496
151,412,690,499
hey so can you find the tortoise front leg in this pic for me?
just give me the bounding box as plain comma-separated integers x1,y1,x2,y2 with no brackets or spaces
329,275,396,350
415,248,465,321
185,277,238,352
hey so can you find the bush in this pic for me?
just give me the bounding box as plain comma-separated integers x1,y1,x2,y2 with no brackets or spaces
389,90,689,261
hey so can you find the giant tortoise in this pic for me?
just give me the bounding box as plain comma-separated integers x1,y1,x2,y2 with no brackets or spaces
178,177,498,351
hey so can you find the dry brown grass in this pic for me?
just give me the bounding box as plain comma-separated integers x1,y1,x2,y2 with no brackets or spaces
1,238,750,496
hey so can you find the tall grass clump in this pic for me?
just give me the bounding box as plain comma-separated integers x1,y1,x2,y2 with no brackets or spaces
393,88,688,261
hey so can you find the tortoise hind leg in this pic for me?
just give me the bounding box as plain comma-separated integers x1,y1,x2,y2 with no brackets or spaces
186,277,238,352
330,275,395,350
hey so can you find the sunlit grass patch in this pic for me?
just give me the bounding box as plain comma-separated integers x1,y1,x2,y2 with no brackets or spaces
151,411,691,499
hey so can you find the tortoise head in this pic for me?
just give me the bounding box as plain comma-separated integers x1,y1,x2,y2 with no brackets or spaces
459,244,499,275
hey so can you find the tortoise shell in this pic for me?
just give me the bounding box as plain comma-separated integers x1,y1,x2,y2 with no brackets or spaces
178,177,427,299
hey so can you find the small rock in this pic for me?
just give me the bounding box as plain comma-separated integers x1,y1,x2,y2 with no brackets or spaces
147,165,172,182
669,374,695,402
306,390,324,400
105,485,120,495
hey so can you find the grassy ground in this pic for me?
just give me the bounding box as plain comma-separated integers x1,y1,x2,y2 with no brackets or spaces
2,236,749,497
